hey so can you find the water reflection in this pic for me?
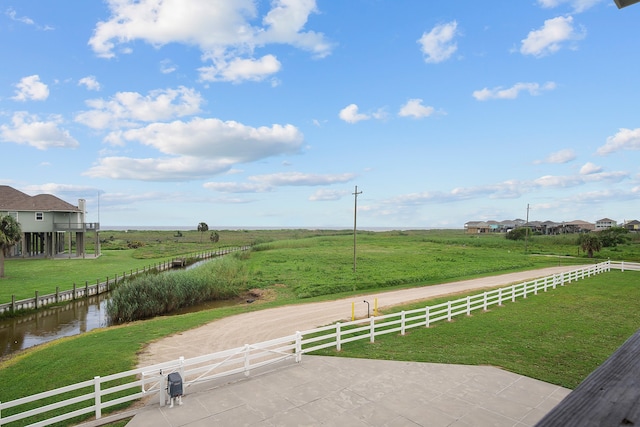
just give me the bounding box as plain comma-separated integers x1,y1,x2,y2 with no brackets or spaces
0,295,110,358
0,294,240,359
0,257,242,359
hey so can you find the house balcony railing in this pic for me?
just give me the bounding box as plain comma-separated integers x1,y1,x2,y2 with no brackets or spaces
53,222,100,232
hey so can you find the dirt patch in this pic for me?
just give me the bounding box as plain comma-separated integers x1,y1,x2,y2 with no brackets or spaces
243,288,276,303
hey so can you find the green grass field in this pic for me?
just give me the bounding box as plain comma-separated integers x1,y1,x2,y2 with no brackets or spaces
0,229,639,425
311,270,640,389
3,229,639,303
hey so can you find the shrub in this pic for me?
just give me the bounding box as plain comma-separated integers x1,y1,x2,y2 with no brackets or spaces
107,257,249,323
505,227,531,241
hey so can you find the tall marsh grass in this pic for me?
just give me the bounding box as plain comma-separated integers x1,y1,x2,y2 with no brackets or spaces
107,257,249,323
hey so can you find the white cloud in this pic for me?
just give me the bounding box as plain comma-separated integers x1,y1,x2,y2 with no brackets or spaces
204,181,270,193
536,0,603,13
5,7,54,30
534,148,576,164
253,172,355,186
118,118,303,159
473,82,557,101
398,99,435,119
75,86,203,129
380,169,629,208
84,156,234,181
89,0,331,83
160,59,177,74
580,162,603,175
5,8,34,25
78,76,101,91
309,189,349,201
597,128,640,155
12,75,49,101
417,21,459,64
0,112,79,150
85,118,304,181
24,183,98,195
198,55,281,83
339,104,370,124
520,16,586,57
205,172,355,193
256,0,332,58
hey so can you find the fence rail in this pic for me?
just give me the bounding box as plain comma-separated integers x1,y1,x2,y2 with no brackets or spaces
610,260,640,271
0,261,631,426
0,246,250,315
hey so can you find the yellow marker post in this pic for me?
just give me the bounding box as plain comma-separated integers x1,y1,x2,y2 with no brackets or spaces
351,302,355,321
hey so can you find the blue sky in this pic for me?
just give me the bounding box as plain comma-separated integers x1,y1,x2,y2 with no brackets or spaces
1,0,639,229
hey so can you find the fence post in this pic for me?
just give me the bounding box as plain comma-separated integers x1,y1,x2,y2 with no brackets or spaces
336,322,342,351
35,291,39,309
447,301,452,322
73,283,77,300
523,283,527,299
295,332,302,362
483,292,488,311
425,306,430,328
466,296,471,316
244,344,251,376
56,286,59,303
11,295,15,313
622,261,625,272
179,356,185,387
94,376,102,420
401,312,406,336
370,317,375,343
512,284,516,303
498,288,503,306
85,281,89,297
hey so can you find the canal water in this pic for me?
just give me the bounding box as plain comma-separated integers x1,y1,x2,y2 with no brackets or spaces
0,256,243,359
0,290,239,359
0,295,110,359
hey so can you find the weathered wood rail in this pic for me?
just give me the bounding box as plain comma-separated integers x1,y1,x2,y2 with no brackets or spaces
0,246,250,315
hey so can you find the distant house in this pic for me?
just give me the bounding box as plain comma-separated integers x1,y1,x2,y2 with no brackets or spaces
464,218,594,234
562,220,595,233
623,220,640,232
595,218,617,230
464,221,489,234
0,185,100,258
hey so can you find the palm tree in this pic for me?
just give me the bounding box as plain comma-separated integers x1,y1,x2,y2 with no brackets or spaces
0,215,22,278
578,233,602,258
197,222,209,242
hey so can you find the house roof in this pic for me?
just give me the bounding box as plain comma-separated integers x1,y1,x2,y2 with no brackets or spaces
565,220,593,226
0,185,80,212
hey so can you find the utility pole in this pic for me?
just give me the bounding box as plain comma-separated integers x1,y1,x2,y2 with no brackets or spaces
353,185,362,273
525,203,530,254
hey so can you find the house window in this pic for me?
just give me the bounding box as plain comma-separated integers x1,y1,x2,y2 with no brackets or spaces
35,212,44,221
9,212,18,221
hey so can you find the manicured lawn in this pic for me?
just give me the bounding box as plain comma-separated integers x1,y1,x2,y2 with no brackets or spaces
311,270,640,389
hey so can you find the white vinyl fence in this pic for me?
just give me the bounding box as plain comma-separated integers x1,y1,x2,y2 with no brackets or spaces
2,260,635,427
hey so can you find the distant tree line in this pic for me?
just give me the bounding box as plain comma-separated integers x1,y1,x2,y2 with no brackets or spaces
506,226,630,258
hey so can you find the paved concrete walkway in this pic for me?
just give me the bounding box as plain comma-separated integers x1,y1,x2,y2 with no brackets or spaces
125,356,570,426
